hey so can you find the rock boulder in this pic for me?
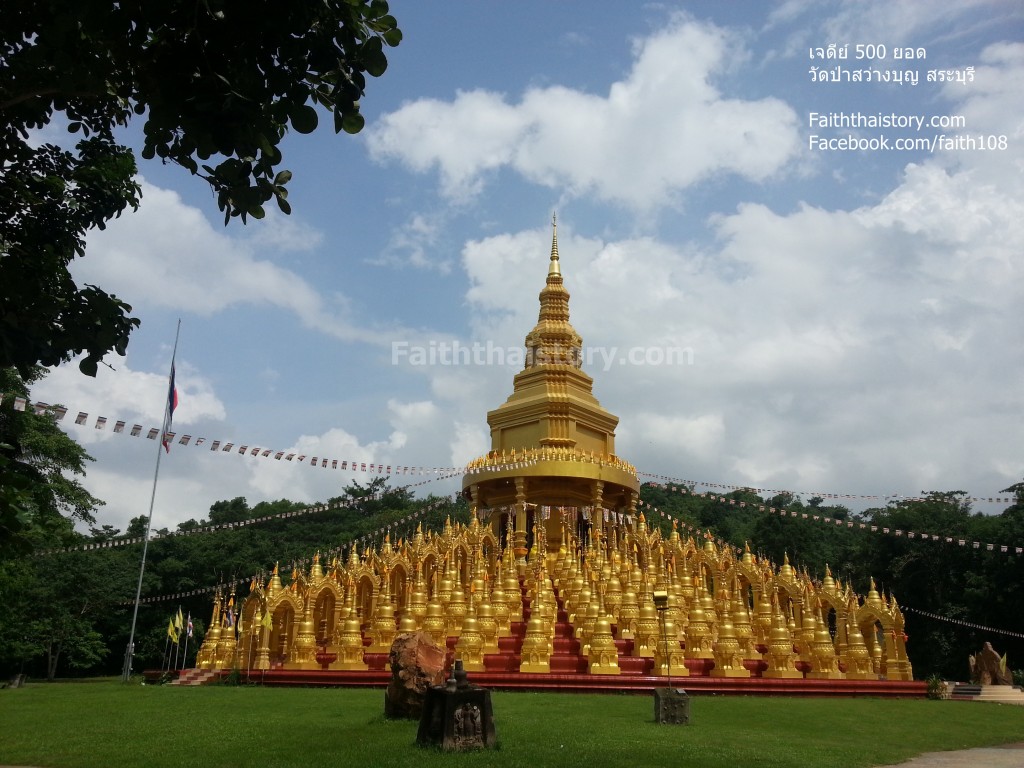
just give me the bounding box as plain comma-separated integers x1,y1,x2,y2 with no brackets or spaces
384,631,446,719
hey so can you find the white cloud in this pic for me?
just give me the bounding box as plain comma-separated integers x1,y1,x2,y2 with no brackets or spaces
246,426,398,501
769,0,1010,54
387,398,439,433
242,398,460,504
240,208,325,253
372,211,454,273
367,16,800,211
629,412,726,458
450,421,489,467
75,180,406,346
818,0,1007,45
368,90,529,200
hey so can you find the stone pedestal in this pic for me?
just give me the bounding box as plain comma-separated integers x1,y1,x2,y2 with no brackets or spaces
653,687,690,725
6,673,26,689
417,662,498,751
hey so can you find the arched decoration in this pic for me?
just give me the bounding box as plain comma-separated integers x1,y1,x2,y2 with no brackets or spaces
852,595,909,680
355,573,378,625
420,553,439,596
266,590,302,666
479,528,499,558
452,541,472,585
725,553,760,613
312,586,339,644
388,561,410,612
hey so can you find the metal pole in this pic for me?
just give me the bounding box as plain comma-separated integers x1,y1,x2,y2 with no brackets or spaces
661,608,672,690
247,612,258,682
173,614,181,671
181,618,190,671
653,590,670,689
121,320,181,682
161,631,170,673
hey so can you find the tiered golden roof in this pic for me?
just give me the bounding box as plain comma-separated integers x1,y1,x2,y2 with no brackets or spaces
463,216,640,554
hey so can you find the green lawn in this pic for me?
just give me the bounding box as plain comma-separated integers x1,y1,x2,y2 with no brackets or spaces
1,681,1023,768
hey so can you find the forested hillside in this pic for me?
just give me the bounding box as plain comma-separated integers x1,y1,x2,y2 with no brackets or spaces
0,478,467,678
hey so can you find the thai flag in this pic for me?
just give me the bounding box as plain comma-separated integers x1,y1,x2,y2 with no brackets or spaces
162,363,178,453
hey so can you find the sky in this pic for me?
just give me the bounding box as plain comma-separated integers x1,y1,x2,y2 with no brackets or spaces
28,0,1024,535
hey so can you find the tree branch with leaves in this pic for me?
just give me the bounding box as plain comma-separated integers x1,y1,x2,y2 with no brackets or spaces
1,0,401,376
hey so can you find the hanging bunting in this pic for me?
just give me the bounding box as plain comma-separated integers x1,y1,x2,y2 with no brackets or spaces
903,606,1024,639
644,482,1023,557
640,471,1016,507
39,476,463,557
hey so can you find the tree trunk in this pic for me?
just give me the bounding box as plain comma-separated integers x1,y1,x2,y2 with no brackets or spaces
46,642,61,681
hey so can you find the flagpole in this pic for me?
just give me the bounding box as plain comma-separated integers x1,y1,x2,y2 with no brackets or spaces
173,608,181,671
121,320,181,682
162,629,171,673
181,614,191,671
247,612,257,681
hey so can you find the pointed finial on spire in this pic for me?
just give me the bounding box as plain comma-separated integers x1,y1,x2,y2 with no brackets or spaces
548,211,560,275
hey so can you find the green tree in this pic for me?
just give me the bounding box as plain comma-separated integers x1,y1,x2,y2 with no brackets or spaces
0,547,136,680
0,368,103,557
1,0,402,377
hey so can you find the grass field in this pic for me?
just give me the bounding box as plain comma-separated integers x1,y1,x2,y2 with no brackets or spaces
2,681,1024,768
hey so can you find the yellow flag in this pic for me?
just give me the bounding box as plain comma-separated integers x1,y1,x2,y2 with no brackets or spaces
261,609,273,629
174,607,184,631
167,618,179,644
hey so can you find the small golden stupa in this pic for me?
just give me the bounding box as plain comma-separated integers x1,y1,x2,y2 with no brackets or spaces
196,218,913,685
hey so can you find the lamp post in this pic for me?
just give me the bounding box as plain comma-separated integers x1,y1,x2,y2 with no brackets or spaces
652,589,689,724
653,590,670,688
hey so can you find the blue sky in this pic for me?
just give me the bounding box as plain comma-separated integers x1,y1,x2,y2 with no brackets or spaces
31,0,1024,533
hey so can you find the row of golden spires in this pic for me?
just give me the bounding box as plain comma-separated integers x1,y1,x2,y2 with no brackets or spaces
195,510,911,681
465,446,637,475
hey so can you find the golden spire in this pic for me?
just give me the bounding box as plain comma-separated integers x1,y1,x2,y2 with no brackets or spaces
780,551,795,579
548,211,560,276
822,563,836,592
523,213,582,369
867,576,882,606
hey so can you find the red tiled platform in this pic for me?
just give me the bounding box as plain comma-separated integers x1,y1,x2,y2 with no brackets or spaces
187,667,924,698
162,586,925,697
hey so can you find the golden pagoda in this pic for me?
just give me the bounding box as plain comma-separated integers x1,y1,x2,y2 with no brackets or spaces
196,219,914,687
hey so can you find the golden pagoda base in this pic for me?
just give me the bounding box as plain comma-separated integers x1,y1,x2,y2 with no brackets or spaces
329,659,369,672
762,669,805,680
282,660,322,671
842,671,879,681
159,667,926,698
160,615,923,697
806,670,845,680
709,667,752,679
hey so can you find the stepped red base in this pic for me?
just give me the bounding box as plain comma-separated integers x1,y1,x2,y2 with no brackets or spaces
193,667,924,698
170,668,219,686
168,588,925,697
